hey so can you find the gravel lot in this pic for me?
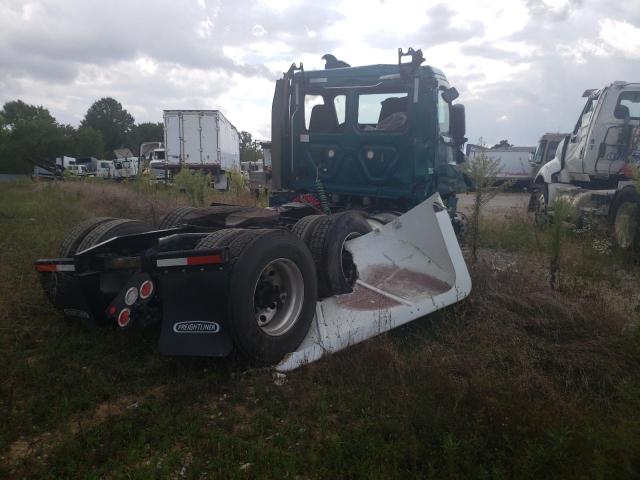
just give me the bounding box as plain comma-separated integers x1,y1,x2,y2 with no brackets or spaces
457,192,531,219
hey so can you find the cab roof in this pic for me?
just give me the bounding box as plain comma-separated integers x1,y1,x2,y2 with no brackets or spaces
295,63,448,88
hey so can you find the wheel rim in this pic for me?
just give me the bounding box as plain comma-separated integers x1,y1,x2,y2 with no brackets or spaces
340,232,361,286
253,258,304,336
614,202,638,249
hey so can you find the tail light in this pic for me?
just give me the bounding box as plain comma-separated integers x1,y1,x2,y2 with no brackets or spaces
139,280,154,299
117,308,131,328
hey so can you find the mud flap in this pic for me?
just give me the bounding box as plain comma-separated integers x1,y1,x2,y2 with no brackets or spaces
158,272,233,357
276,193,471,371
61,275,99,327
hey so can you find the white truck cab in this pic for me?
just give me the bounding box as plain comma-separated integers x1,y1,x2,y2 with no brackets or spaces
536,82,640,185
532,82,640,248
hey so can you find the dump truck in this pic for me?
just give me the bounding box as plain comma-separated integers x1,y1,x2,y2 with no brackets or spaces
531,82,640,247
35,48,471,370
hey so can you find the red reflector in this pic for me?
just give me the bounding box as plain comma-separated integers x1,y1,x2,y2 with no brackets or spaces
186,254,223,266
139,280,154,299
117,308,131,328
36,264,57,272
108,305,117,317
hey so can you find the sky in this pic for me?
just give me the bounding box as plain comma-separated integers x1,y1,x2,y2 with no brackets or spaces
0,0,639,146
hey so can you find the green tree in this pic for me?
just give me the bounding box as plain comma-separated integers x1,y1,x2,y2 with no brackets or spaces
239,130,261,163
0,100,69,173
491,139,513,149
73,126,104,158
464,141,503,264
2,99,51,125
128,122,164,154
81,97,135,158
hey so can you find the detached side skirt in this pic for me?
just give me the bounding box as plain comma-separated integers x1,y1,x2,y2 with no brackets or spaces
276,193,471,371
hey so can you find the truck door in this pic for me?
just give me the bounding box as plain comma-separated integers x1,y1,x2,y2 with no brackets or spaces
293,90,351,191
590,86,640,176
566,95,597,174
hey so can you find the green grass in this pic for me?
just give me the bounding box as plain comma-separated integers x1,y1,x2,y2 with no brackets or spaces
1,180,640,478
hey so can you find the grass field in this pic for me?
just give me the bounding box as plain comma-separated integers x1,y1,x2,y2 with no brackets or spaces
1,179,640,479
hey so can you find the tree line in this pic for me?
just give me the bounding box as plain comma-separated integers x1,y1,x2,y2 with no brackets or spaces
0,97,163,174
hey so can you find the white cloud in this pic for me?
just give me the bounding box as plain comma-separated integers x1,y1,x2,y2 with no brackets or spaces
599,18,640,58
0,0,637,147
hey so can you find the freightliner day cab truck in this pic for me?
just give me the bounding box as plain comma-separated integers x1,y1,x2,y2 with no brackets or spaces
35,49,471,370
531,82,640,248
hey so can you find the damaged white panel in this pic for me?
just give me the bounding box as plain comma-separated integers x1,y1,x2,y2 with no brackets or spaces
276,193,471,371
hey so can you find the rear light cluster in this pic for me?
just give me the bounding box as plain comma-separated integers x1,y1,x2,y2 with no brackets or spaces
107,278,155,329
155,254,223,267
35,262,75,273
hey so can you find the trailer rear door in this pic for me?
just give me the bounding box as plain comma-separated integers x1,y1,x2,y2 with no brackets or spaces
164,113,182,166
200,112,218,165
182,113,202,164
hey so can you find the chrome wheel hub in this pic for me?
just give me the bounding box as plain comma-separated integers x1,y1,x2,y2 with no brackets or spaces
253,258,304,336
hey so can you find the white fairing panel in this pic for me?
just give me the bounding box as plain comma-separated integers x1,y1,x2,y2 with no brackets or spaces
276,193,472,371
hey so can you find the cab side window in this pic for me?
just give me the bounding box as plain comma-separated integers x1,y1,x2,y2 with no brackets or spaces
438,90,450,135
573,98,595,135
305,94,346,134
534,140,547,164
546,141,560,163
615,91,640,120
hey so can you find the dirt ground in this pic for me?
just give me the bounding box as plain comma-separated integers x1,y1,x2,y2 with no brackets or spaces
457,192,531,219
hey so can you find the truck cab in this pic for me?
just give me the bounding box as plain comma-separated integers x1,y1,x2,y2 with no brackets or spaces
532,82,640,248
561,82,640,184
530,133,567,179
270,49,467,212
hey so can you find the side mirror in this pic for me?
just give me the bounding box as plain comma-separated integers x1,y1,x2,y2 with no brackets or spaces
450,104,466,146
442,87,459,104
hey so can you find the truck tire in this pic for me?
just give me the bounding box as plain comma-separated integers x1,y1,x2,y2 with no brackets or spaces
610,188,640,250
59,217,115,256
292,214,325,244
43,217,115,310
158,206,197,229
308,211,372,298
531,182,549,226
76,219,153,252
198,229,317,365
195,228,247,251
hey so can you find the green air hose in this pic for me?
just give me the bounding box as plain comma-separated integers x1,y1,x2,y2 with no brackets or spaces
315,174,331,215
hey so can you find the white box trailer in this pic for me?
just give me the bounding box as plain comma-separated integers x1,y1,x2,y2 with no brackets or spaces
163,110,240,174
466,145,536,184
